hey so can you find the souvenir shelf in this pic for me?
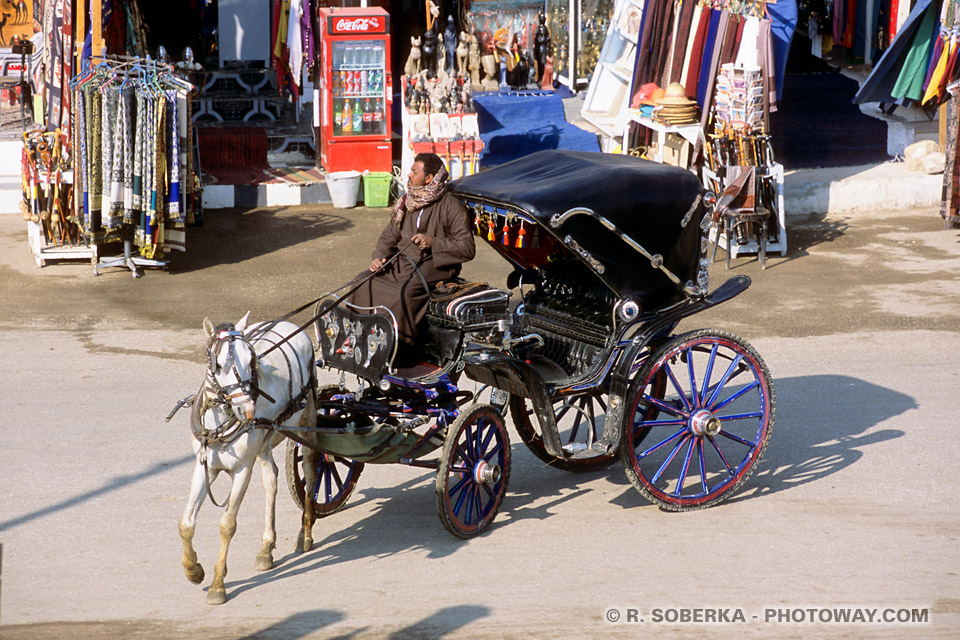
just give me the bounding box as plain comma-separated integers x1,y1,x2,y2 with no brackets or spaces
622,114,701,169
545,0,616,90
399,76,483,182
581,0,644,151
25,171,99,268
703,63,786,260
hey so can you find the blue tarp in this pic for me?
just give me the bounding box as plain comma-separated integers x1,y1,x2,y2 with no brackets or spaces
473,91,600,167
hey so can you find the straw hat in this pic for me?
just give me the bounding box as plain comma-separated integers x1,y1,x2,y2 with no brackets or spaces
656,82,697,106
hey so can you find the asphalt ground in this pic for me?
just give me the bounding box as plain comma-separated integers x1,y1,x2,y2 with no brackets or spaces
1,204,959,639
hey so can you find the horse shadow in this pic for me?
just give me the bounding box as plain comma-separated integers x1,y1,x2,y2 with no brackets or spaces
169,207,352,273
608,373,914,508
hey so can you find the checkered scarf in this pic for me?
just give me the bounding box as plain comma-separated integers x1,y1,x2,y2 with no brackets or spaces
393,164,449,227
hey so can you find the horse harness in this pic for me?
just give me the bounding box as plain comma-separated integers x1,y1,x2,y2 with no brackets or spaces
169,324,316,507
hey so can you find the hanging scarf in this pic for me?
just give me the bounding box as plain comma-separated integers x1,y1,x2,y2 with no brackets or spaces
392,164,449,227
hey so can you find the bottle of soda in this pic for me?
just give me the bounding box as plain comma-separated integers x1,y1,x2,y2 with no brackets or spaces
373,98,384,135
363,98,372,135
342,99,352,135
333,99,342,135
353,98,363,134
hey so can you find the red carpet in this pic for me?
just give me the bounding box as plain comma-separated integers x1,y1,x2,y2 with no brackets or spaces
197,127,270,185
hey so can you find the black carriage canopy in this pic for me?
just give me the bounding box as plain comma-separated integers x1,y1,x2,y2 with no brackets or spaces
448,150,707,307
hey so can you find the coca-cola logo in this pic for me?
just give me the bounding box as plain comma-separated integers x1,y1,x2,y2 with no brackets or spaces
333,17,383,33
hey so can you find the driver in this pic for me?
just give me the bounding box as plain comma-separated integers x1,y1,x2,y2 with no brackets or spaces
346,153,475,366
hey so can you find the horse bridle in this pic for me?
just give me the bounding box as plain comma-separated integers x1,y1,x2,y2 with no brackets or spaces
206,328,275,408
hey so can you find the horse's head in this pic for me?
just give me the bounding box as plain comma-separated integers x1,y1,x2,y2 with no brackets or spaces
203,312,258,421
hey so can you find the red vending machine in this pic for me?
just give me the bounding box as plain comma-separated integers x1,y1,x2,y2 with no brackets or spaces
317,7,392,173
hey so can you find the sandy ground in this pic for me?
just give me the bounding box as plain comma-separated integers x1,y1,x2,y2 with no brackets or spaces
0,204,958,639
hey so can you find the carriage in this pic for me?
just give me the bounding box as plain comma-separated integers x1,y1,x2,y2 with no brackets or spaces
282,149,775,538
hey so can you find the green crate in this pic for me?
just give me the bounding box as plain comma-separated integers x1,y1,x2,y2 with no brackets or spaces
363,172,393,207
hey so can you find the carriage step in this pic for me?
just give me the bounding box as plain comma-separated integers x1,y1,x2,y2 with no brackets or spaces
563,442,613,459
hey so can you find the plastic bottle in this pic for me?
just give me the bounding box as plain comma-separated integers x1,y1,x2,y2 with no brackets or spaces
342,99,352,134
352,97,363,134
363,98,372,134
333,99,342,135
373,98,384,135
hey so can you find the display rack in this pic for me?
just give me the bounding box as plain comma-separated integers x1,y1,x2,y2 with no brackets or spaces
580,0,643,151
623,114,701,168
704,163,787,259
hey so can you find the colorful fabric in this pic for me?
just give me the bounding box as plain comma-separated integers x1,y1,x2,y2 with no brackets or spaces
891,1,939,102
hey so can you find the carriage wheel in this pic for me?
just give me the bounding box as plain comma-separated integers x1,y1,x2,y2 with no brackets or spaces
620,329,774,511
436,404,511,538
285,442,364,516
510,393,620,472
284,384,363,516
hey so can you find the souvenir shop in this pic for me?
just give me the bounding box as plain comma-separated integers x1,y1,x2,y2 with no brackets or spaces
843,0,960,228
23,0,200,274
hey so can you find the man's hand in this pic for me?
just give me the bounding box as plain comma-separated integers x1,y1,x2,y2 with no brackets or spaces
412,233,432,250
370,257,386,272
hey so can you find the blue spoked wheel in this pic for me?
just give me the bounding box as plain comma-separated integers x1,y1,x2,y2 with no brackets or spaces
620,330,774,510
285,385,364,516
285,442,364,516
436,404,511,538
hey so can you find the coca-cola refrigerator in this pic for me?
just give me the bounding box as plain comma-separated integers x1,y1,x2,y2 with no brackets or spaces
317,7,392,173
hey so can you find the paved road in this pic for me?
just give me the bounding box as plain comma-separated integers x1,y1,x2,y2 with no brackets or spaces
0,204,958,639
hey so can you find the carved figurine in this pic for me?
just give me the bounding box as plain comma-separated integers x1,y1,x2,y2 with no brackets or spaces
404,36,422,78
480,54,499,92
541,55,554,91
456,31,469,78
426,0,439,31
533,10,551,86
421,25,439,77
511,49,531,90
443,15,458,75
468,33,482,92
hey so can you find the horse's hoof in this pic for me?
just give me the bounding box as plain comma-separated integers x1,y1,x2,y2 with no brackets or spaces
206,588,227,605
255,554,273,571
185,564,205,584
296,530,314,553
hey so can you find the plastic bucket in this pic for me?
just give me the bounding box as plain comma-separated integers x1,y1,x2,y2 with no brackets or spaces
327,170,362,208
363,171,393,207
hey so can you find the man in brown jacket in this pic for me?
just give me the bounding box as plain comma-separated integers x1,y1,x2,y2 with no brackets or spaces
348,153,475,366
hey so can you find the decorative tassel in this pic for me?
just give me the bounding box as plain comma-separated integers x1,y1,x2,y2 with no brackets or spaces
501,219,510,245
515,221,526,248
487,216,496,242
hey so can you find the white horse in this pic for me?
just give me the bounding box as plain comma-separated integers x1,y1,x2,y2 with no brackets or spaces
178,313,321,605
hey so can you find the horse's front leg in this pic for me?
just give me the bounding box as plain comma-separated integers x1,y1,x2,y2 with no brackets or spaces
179,458,208,585
255,441,280,571
207,464,254,605
297,446,320,553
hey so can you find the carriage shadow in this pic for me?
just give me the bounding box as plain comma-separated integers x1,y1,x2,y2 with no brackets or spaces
608,374,914,509
221,446,601,601
234,604,489,640
169,208,352,273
